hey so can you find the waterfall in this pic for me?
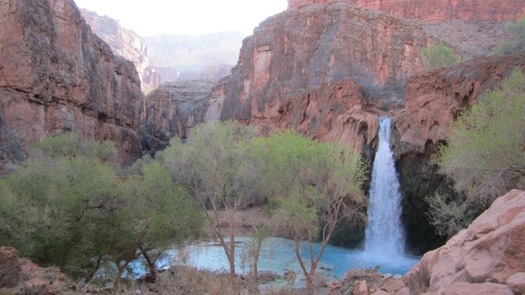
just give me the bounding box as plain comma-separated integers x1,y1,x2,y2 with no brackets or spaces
364,116,406,257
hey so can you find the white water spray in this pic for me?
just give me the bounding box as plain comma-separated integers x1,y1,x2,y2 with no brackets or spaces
364,116,406,257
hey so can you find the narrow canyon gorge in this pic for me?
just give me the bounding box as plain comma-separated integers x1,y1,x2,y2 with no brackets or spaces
1,0,525,293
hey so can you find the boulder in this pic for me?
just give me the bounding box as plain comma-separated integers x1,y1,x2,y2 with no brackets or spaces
404,190,525,294
507,272,525,294
440,282,512,295
354,280,369,295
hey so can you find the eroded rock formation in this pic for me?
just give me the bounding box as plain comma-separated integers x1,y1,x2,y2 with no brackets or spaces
141,81,213,153
0,0,143,171
288,0,525,22
80,9,161,94
404,190,525,294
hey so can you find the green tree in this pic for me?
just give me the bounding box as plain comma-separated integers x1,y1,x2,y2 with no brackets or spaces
430,68,525,236
422,42,460,70
0,151,118,278
496,17,525,55
131,162,203,283
0,133,203,289
252,130,366,294
161,121,260,277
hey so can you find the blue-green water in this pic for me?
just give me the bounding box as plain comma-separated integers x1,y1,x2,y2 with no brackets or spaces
133,237,419,279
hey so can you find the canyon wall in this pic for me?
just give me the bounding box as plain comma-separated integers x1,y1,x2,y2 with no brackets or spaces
80,9,161,94
141,81,214,154
0,0,143,170
208,2,428,152
288,0,525,22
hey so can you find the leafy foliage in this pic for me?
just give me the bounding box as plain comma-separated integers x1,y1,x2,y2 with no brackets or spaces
161,121,259,276
0,133,202,287
422,42,460,70
430,68,525,236
161,123,366,292
495,17,525,55
252,129,366,293
29,132,117,161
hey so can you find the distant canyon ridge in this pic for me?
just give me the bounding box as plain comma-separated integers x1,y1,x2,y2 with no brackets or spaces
80,9,244,88
1,0,525,253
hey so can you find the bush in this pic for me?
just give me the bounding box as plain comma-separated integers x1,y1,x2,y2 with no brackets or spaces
495,17,525,55
422,43,460,70
0,133,203,288
429,68,525,236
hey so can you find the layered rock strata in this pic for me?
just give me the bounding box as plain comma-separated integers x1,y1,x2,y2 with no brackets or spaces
141,81,213,153
0,0,143,170
209,2,429,154
288,0,525,22
80,9,161,94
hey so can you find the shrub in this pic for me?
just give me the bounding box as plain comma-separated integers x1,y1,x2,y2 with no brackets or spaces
422,43,460,70
495,17,525,55
429,68,525,236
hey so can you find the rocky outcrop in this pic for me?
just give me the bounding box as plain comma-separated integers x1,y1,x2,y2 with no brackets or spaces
404,190,525,295
0,0,143,170
288,0,525,22
0,247,68,294
80,9,161,94
141,81,213,153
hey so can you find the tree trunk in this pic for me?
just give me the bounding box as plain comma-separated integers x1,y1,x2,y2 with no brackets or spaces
228,208,236,277
114,261,129,293
252,238,262,285
140,247,158,283
306,277,315,295
85,255,102,284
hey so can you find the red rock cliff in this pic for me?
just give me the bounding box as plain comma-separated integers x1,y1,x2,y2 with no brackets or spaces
288,0,525,22
208,2,428,153
141,81,213,153
80,9,161,94
0,0,143,169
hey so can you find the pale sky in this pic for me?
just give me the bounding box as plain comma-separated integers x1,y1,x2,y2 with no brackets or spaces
73,0,288,36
